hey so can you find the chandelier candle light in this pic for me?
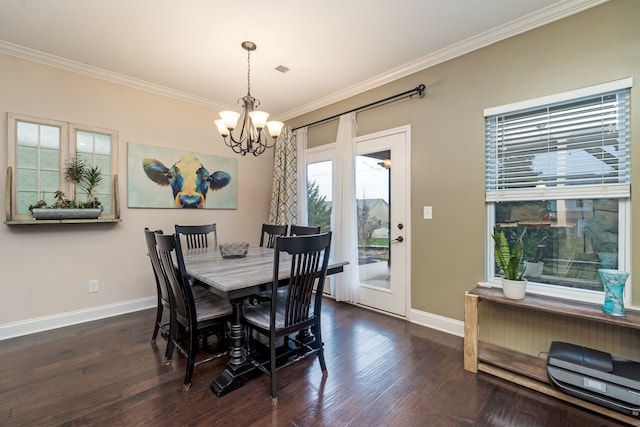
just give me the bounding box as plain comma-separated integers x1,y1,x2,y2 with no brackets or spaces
215,41,284,156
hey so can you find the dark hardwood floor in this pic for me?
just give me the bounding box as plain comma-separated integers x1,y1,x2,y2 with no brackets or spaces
0,299,631,426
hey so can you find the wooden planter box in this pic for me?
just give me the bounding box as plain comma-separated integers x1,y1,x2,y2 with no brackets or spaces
31,208,102,220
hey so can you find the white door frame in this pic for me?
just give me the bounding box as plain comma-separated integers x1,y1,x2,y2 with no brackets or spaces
302,126,411,317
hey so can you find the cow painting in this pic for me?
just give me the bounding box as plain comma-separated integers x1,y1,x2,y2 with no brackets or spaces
142,155,231,208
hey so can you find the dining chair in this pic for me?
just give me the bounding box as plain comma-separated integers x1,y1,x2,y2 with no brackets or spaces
144,228,172,349
175,223,218,249
259,223,288,249
155,232,233,391
289,224,321,236
145,227,218,351
244,232,332,405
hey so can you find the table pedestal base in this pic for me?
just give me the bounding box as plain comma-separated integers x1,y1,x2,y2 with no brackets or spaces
210,362,259,397
211,297,260,397
211,336,320,396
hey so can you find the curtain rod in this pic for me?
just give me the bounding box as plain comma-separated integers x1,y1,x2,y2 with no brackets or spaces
291,83,426,131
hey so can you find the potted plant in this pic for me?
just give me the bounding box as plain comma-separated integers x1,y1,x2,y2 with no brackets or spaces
492,227,527,299
29,156,104,219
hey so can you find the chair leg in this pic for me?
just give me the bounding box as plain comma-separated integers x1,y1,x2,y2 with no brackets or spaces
318,346,328,377
165,319,179,364
183,325,198,391
270,334,278,405
151,301,163,343
314,323,328,376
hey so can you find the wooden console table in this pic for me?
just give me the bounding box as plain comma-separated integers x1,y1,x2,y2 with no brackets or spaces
464,286,640,424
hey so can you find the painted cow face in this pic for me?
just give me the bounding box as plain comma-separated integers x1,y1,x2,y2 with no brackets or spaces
142,155,231,208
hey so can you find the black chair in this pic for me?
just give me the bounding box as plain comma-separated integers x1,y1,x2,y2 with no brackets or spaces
289,225,321,236
155,233,232,391
244,232,332,405
144,228,172,347
145,227,221,348
259,223,288,249
175,223,218,249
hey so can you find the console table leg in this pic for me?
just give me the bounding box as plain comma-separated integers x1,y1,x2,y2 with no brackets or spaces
464,292,479,372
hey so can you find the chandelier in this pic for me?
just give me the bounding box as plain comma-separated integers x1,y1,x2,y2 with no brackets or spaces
215,41,284,156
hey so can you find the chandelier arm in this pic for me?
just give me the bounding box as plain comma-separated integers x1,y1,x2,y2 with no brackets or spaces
251,132,261,149
231,142,245,155
223,137,241,152
253,142,266,156
254,134,274,151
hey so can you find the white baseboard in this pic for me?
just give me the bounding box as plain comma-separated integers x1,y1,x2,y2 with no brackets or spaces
0,297,463,341
0,297,156,341
407,307,464,338
352,298,464,338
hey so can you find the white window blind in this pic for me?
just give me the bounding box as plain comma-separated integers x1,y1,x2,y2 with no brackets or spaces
485,85,631,202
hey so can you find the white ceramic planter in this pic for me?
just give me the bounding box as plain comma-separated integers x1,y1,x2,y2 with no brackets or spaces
502,278,527,300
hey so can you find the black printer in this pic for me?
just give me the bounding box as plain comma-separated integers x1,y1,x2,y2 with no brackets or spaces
547,341,640,417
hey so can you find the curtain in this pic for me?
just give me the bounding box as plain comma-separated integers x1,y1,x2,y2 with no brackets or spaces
295,127,309,226
268,127,297,225
332,113,360,303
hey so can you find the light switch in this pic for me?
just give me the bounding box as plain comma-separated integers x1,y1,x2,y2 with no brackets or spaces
423,206,433,220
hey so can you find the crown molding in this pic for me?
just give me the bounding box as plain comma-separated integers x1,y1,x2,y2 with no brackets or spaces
278,0,609,121
0,0,608,120
0,40,231,111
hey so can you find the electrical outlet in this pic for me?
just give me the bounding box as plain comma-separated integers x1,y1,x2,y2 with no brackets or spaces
88,280,99,293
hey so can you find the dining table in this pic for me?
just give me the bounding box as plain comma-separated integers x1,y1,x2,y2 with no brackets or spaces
182,245,347,397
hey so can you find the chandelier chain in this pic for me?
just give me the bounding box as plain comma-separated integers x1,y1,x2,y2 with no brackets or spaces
246,48,251,96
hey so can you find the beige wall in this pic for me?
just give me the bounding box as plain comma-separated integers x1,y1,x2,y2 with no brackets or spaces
288,0,640,321
1,0,639,337
0,54,274,325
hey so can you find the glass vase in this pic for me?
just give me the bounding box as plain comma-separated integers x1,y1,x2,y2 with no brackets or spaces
598,269,629,317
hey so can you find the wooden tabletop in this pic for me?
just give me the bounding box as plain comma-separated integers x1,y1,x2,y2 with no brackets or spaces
183,246,347,299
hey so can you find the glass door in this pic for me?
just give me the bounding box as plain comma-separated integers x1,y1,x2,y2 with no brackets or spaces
356,128,408,316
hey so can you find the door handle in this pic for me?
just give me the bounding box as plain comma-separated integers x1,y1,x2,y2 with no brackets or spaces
391,236,404,243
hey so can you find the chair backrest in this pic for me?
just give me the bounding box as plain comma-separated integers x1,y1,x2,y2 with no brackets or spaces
144,227,171,307
175,223,218,249
272,232,332,330
155,233,196,328
260,223,288,248
289,225,321,236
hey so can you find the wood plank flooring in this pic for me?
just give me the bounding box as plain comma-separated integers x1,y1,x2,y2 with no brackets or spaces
0,299,631,426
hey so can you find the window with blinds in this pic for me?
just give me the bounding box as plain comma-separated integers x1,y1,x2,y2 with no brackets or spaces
486,86,630,202
483,78,632,300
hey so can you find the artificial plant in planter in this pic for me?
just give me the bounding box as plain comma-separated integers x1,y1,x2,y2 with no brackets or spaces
29,156,104,219
492,227,527,299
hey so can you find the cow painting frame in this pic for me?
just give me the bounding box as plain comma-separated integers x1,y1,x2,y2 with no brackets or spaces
127,142,237,209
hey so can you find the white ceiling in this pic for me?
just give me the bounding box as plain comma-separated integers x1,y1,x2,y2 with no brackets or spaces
0,0,606,121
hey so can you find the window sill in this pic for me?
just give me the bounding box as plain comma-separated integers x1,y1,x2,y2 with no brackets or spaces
478,279,612,306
